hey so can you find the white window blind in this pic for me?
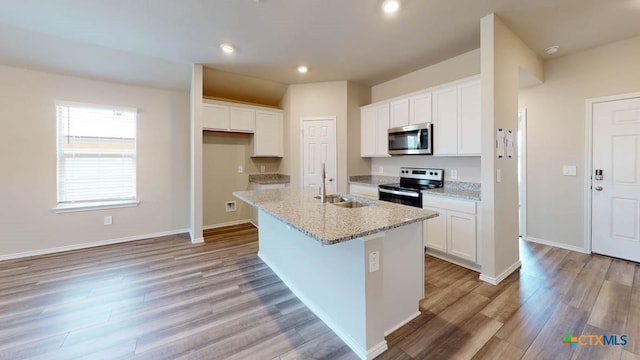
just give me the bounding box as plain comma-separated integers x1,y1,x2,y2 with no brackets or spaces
56,102,137,205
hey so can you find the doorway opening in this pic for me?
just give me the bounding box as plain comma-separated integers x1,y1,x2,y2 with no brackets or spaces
518,108,527,239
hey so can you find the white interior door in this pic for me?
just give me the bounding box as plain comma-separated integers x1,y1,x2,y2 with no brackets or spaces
592,96,640,262
302,118,337,193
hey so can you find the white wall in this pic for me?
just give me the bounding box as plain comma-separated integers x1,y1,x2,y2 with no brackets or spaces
480,14,543,282
372,49,481,102
281,81,349,192
0,65,190,258
519,35,640,250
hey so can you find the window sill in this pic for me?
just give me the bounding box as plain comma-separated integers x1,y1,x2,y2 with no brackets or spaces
53,200,140,213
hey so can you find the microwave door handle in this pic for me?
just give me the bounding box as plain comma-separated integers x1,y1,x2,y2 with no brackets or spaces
416,129,422,149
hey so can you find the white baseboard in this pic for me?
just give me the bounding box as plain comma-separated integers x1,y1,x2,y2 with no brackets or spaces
384,311,421,336
259,251,374,360
366,340,389,360
425,248,481,272
479,260,521,285
0,228,190,262
525,236,588,254
203,219,252,230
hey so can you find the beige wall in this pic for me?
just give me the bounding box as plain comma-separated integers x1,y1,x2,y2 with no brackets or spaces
202,132,280,227
281,81,350,192
347,82,372,177
371,49,481,102
519,35,640,250
0,65,190,258
480,14,543,281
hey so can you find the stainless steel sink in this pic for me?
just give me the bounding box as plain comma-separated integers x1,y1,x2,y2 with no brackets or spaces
331,200,373,208
314,194,374,208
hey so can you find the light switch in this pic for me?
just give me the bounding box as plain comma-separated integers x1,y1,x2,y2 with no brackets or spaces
238,165,244,173
562,165,577,176
369,251,380,272
450,169,458,180
496,169,502,183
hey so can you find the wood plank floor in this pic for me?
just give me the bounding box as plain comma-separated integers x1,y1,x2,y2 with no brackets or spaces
0,224,638,360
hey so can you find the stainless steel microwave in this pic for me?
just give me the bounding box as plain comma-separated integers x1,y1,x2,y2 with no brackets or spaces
388,123,433,155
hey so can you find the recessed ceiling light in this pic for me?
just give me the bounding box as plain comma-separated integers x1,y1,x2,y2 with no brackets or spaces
220,44,235,54
544,45,560,55
297,65,309,73
382,0,400,14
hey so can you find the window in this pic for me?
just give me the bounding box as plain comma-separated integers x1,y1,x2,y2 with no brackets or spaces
55,101,138,212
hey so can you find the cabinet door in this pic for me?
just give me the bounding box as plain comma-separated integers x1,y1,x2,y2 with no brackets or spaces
253,110,283,157
447,211,476,262
458,80,481,155
229,107,255,133
432,86,458,155
423,207,447,252
361,107,377,157
375,104,390,156
202,103,229,130
389,98,409,129
409,92,431,125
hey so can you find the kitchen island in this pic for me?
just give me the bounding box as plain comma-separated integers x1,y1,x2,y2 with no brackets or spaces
233,187,438,360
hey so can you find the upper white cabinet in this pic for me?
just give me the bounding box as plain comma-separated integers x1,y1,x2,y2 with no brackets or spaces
252,110,283,157
409,91,432,125
389,98,409,129
202,103,229,131
361,103,390,157
388,92,432,129
202,101,255,133
432,77,481,156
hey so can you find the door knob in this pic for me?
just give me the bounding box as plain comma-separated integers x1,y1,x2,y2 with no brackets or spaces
594,186,603,191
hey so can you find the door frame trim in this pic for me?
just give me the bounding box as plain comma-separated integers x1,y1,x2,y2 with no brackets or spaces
300,116,338,191
518,108,527,240
584,91,640,254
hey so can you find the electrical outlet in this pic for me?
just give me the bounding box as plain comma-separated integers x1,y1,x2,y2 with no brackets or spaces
225,201,237,212
496,168,502,183
260,165,266,173
369,251,380,272
237,165,244,173
104,215,113,226
450,169,458,180
378,166,383,174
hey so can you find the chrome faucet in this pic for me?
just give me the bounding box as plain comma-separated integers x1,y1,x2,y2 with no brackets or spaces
319,162,327,203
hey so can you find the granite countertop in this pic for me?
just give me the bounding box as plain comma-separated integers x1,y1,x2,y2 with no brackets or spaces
248,173,291,185
423,181,481,201
233,187,438,245
349,175,399,186
350,175,481,201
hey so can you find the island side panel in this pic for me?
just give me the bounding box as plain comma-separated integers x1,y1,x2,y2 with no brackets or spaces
256,210,372,358
383,221,424,334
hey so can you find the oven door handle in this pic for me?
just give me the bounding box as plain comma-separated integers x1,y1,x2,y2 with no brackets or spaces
379,188,420,197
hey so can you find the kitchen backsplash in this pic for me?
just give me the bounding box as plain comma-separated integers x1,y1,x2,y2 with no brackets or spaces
371,155,480,183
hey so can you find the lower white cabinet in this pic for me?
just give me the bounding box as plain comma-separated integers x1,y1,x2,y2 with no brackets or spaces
423,194,477,263
348,183,378,200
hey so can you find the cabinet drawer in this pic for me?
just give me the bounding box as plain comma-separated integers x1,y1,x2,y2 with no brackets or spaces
422,194,476,214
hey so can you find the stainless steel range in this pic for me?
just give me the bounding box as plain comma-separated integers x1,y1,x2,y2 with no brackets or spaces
378,167,444,208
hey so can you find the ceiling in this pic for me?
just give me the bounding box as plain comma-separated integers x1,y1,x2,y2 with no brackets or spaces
0,0,638,93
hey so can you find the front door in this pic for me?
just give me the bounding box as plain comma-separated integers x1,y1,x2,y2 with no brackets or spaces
592,96,640,262
302,118,337,193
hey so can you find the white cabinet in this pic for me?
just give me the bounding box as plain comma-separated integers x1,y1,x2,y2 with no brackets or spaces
423,194,477,263
348,183,378,200
432,77,481,156
390,98,409,129
361,103,390,157
229,107,255,132
202,101,255,133
389,92,431,128
202,103,229,131
409,91,431,125
252,110,283,157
